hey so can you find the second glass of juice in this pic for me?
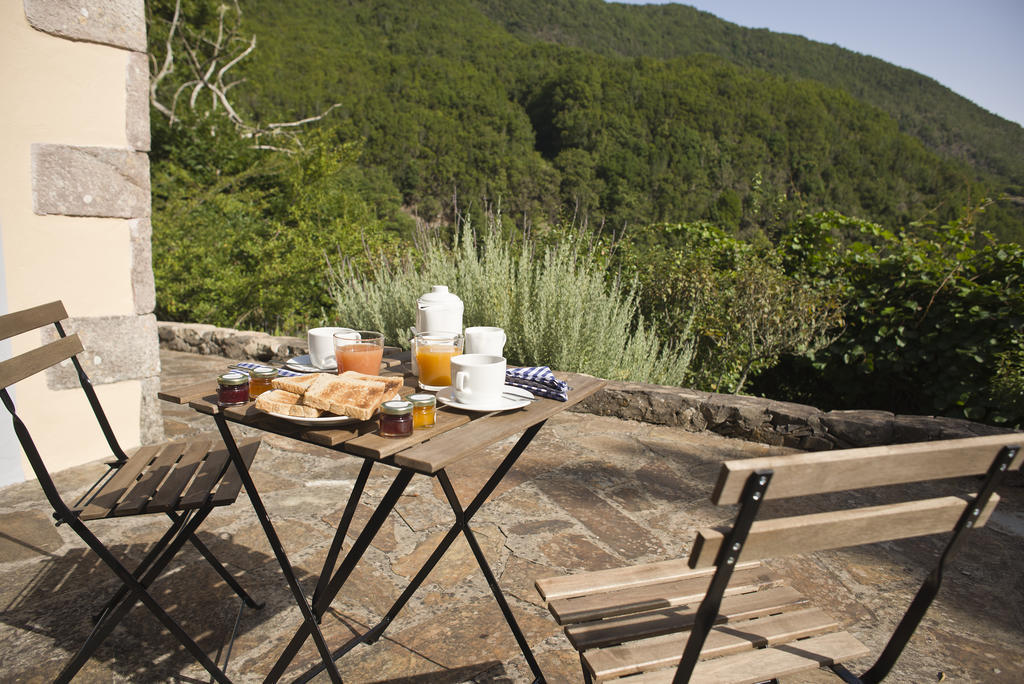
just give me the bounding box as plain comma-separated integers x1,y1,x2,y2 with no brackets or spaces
334,331,384,375
413,332,464,391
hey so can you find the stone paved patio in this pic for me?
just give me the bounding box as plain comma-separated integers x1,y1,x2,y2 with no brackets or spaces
0,350,1022,682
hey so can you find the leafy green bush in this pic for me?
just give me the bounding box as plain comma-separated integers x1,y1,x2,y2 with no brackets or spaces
153,124,408,334
760,210,1024,426
327,218,694,384
619,222,844,393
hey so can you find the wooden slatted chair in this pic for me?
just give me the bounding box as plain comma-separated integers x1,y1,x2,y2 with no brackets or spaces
0,301,263,683
536,433,1022,683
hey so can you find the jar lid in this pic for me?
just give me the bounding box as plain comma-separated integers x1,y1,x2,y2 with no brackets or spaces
250,366,279,378
218,371,249,386
409,393,436,407
380,400,413,415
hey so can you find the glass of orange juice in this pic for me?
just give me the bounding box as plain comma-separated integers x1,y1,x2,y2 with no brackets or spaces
334,331,384,376
413,332,464,391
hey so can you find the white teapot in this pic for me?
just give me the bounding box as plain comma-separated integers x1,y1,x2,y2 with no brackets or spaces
412,286,463,375
415,285,463,335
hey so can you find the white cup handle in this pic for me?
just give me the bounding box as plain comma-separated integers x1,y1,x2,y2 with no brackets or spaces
456,371,468,393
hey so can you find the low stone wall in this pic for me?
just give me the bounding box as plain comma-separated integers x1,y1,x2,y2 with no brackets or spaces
158,321,1016,451
158,322,306,363
577,382,1012,450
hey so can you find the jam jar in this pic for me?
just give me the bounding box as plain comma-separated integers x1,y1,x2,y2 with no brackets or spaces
217,371,250,406
379,400,414,438
247,366,278,399
409,393,436,429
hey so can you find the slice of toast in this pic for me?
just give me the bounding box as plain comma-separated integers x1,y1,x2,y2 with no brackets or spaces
339,371,405,397
272,373,321,395
302,372,403,421
254,389,323,418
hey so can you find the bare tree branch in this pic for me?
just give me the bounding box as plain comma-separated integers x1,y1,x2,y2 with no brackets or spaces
148,0,341,150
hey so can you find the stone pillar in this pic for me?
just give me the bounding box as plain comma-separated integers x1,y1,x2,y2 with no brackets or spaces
0,0,160,484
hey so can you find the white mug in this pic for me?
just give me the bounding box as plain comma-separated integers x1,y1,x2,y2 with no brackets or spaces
308,327,356,369
464,326,506,356
451,354,506,406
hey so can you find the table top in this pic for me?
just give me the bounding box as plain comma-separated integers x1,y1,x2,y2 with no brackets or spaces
158,360,606,476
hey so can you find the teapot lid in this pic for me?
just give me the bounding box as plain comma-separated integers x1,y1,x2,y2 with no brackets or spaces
418,285,462,305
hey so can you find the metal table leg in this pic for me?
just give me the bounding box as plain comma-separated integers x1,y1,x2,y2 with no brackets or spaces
213,415,343,683
311,459,375,613
265,466,414,683
288,421,549,683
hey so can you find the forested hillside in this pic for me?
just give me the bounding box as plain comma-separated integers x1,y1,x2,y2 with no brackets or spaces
476,0,1024,185
146,0,1024,427
232,0,1024,240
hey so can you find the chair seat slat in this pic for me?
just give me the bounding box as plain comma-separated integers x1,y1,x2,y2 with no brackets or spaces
536,559,763,603
208,438,260,506
689,494,999,568
550,564,781,625
584,607,840,681
144,439,214,512
565,585,808,651
114,442,189,516
712,433,1022,504
622,631,870,684
77,444,164,520
0,335,84,390
178,445,235,508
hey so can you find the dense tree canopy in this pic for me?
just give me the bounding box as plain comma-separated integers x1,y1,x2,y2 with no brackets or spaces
230,0,1023,240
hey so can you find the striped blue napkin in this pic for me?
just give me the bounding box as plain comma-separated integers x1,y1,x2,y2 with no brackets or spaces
232,361,306,377
506,366,569,401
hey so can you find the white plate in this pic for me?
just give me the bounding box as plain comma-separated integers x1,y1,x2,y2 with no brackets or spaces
285,354,335,373
436,385,534,412
258,392,401,426
261,410,357,427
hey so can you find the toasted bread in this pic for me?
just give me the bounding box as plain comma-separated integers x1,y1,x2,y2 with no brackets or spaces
302,372,402,421
271,373,321,395
254,389,323,418
339,371,404,397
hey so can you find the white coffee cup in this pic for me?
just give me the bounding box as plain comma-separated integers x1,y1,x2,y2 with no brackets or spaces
308,327,356,369
464,326,506,356
451,354,506,406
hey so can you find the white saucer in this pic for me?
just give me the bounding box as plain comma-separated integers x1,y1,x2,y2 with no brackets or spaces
285,354,336,373
436,385,534,412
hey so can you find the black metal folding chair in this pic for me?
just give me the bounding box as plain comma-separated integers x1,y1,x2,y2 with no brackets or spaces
0,301,263,683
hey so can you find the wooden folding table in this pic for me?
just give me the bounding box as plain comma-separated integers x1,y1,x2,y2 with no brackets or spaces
160,361,605,683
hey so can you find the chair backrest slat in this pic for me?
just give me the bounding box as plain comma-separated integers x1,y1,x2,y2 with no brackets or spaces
0,334,84,390
688,493,999,568
711,433,1023,505
0,300,67,341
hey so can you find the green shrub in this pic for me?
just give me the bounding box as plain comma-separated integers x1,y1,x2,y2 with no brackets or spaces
153,126,407,333
327,217,694,384
619,222,844,393
765,209,1024,426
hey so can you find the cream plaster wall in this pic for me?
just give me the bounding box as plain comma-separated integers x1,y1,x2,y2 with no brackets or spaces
0,1,143,477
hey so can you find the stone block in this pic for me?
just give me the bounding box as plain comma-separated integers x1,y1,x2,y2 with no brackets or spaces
701,393,769,436
24,0,146,52
891,414,943,443
33,144,150,218
45,314,159,388
822,409,894,447
799,434,836,452
129,218,154,315
139,375,164,444
125,51,150,150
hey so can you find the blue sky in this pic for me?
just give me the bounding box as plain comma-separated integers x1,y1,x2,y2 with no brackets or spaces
610,1,1024,127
